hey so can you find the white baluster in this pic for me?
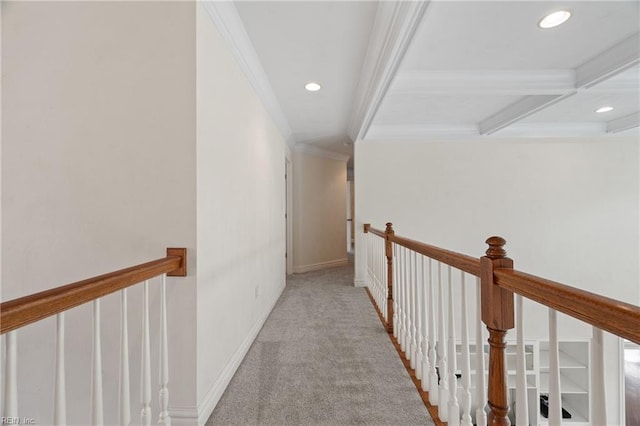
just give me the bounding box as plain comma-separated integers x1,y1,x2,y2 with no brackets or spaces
415,253,424,380
4,331,18,417
408,251,416,369
380,240,384,316
367,235,372,297
411,252,419,369
54,313,66,425
404,247,411,357
460,272,473,426
119,289,131,426
447,267,460,426
398,247,407,352
393,244,399,340
141,280,152,425
420,256,430,389
548,309,561,425
515,295,529,426
401,248,408,353
475,277,487,426
591,327,606,425
159,275,171,425
380,240,385,319
438,262,449,421
428,258,439,405
367,235,372,296
373,237,378,309
92,300,104,425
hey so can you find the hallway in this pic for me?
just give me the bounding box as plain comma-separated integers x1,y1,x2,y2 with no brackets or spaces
206,264,433,425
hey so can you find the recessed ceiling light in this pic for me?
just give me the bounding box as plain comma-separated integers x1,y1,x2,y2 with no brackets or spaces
305,82,321,92
538,10,571,29
595,106,614,113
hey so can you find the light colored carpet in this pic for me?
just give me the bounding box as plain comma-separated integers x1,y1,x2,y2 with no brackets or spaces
206,263,434,426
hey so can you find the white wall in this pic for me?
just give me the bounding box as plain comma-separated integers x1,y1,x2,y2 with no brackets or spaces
2,1,198,423
355,137,639,423
195,4,286,422
292,152,347,273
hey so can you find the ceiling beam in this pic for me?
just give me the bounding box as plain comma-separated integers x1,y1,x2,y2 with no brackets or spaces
478,93,575,135
347,0,430,142
576,32,640,89
607,112,640,133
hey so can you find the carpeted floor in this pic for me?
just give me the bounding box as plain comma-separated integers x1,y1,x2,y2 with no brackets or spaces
206,263,434,426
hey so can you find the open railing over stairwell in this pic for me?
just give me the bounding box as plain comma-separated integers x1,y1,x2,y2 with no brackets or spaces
0,248,187,425
364,223,640,426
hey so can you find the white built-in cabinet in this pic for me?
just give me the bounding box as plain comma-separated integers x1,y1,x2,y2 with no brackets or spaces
455,342,538,425
455,339,591,425
538,340,591,425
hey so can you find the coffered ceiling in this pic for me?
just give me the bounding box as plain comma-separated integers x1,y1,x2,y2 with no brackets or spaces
208,1,640,161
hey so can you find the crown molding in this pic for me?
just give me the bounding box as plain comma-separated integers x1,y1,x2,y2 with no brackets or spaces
365,122,612,140
203,1,294,148
478,93,575,135
496,122,607,138
607,112,640,133
366,124,478,140
293,143,350,162
392,70,575,96
347,0,430,142
576,32,640,89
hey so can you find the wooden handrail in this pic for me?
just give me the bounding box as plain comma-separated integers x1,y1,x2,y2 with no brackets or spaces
364,223,386,239
364,224,640,343
0,248,187,334
390,235,481,277
366,225,481,276
495,268,640,345
364,222,640,425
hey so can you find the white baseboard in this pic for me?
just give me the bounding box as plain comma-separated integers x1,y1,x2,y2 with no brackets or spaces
354,278,368,287
292,258,348,274
170,407,199,426
195,282,285,425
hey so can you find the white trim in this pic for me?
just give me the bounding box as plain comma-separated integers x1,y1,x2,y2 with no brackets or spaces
292,258,349,274
366,121,612,140
576,32,640,89
392,70,575,96
496,122,608,138
348,0,430,141
293,143,350,162
354,278,369,288
478,93,575,135
607,112,640,133
202,1,294,148
367,124,479,140
169,407,199,426
195,282,285,425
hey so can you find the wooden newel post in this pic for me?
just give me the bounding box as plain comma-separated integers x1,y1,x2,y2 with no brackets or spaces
384,222,395,334
480,236,515,426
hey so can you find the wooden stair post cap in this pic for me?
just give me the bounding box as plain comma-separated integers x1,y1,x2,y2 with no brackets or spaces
485,236,507,259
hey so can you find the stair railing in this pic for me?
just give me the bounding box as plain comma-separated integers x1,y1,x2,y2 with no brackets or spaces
1,248,187,425
364,223,640,425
